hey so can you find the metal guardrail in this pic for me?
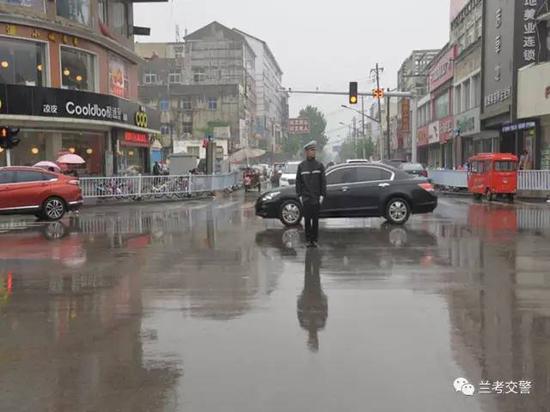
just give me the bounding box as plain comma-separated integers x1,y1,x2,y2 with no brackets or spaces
79,173,240,199
428,170,550,192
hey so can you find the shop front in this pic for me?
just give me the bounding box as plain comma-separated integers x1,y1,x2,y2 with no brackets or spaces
518,62,550,169
0,84,160,175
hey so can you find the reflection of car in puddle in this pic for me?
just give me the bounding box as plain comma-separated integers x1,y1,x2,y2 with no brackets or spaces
467,203,517,242
0,221,86,267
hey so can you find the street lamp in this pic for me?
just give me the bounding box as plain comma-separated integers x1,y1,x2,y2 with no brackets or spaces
341,104,380,123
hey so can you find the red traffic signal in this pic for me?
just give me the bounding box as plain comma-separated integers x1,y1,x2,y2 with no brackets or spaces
0,127,8,139
0,127,20,149
349,82,358,105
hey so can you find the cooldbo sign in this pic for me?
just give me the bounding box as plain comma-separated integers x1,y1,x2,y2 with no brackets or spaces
0,84,160,130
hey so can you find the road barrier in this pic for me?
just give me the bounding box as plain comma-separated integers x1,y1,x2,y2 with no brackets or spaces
79,173,241,200
428,170,550,192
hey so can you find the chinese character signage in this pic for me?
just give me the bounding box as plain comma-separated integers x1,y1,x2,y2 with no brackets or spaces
123,131,149,147
401,99,410,132
288,118,310,135
429,46,457,92
521,0,540,66
0,84,160,130
454,377,532,397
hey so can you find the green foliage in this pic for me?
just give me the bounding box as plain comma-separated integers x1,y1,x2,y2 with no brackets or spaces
338,137,376,161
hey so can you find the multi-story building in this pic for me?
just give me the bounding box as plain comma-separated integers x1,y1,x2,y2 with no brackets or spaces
417,43,456,168
0,0,161,175
481,0,545,168
450,0,484,165
396,49,439,159
234,29,288,158
517,0,550,169
183,21,256,152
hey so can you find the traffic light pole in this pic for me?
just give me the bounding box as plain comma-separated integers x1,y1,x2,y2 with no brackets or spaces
5,149,10,166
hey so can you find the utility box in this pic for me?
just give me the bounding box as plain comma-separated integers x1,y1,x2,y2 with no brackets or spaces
168,152,198,175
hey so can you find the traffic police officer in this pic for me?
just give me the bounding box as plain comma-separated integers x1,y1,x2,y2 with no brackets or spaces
296,140,327,247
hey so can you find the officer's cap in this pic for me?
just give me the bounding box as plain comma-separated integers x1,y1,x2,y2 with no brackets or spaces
303,140,317,151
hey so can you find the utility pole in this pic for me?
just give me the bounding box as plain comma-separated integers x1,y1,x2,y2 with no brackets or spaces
352,116,357,157
371,63,384,159
361,96,366,159
386,91,391,160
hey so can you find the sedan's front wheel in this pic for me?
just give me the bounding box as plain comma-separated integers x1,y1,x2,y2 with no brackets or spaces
42,197,66,221
385,198,410,225
279,200,302,227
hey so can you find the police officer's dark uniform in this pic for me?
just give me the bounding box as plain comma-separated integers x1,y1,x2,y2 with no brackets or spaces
296,141,327,247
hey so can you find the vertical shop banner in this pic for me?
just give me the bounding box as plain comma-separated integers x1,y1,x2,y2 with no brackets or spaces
519,0,542,67
401,99,410,133
109,57,127,99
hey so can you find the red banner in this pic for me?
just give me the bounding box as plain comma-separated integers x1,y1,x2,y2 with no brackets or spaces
122,131,149,147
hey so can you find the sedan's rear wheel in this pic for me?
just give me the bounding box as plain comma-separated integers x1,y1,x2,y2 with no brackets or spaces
385,198,410,225
279,200,302,227
42,197,66,221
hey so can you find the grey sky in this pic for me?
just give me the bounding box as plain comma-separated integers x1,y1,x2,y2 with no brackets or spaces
135,0,450,142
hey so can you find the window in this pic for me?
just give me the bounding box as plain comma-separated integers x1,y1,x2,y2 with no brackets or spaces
0,38,46,87
356,167,392,182
169,70,181,84
144,72,157,84
0,171,16,184
187,146,200,156
0,0,44,9
193,67,205,83
174,46,184,58
463,79,471,111
56,0,90,25
159,100,169,112
472,74,480,107
97,0,108,24
110,0,129,36
435,92,449,119
455,85,462,114
208,97,218,111
61,47,95,91
181,97,192,110
160,125,170,135
182,122,193,134
495,161,517,171
16,171,45,183
326,168,356,185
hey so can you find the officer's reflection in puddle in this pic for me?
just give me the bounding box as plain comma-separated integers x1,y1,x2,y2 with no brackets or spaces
297,247,328,352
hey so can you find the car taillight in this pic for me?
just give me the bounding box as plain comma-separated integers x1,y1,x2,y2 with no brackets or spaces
418,182,434,192
420,170,428,177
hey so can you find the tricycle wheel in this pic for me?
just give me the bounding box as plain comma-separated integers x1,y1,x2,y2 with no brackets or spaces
485,189,493,202
508,194,515,202
473,193,482,201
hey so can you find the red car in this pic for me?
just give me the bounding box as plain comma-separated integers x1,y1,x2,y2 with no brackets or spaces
0,166,83,220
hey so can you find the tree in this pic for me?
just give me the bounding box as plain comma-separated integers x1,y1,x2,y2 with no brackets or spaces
338,137,376,161
283,105,328,158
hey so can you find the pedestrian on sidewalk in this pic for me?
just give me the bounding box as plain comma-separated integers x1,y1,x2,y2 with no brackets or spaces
296,140,326,248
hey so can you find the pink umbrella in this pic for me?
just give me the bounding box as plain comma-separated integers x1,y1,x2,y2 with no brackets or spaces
57,154,86,165
34,161,61,172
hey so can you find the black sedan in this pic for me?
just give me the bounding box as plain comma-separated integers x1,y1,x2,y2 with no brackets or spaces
255,163,437,226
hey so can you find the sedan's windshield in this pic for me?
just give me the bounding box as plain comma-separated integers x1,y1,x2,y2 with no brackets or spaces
284,163,299,174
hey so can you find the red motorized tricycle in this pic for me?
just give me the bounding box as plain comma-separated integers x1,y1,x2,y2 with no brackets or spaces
467,153,518,202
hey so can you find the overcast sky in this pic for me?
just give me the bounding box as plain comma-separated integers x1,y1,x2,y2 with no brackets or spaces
135,0,450,142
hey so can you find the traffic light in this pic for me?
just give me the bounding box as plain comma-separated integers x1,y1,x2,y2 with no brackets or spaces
372,88,385,99
349,82,358,105
0,127,20,149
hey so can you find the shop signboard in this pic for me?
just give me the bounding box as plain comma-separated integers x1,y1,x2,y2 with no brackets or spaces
0,84,160,130
455,108,480,136
429,46,456,92
122,131,149,147
428,121,439,144
288,118,310,134
439,117,455,143
417,126,429,147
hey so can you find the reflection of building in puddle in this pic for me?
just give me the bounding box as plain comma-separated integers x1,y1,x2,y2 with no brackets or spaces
434,205,550,411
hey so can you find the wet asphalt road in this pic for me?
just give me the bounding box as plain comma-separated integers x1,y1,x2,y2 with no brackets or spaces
1,193,550,412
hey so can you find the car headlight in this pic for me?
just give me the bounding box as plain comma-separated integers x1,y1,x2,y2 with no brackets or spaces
263,191,280,201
